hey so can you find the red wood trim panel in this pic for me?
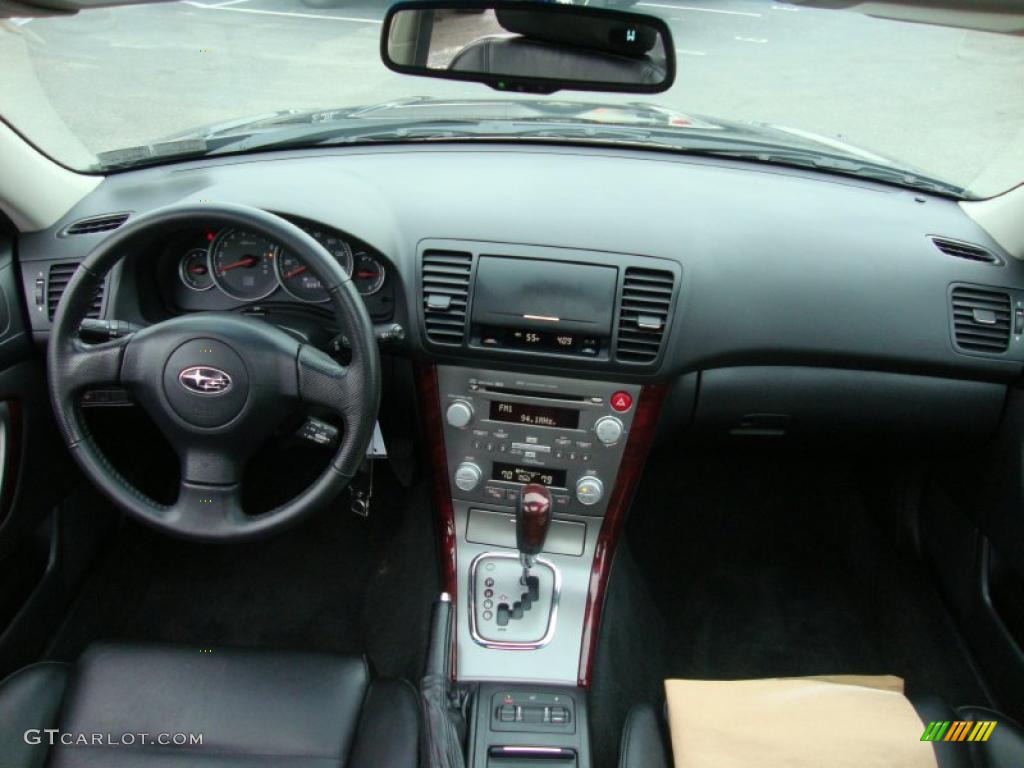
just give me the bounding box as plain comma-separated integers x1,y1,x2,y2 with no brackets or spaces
577,382,668,688
415,363,458,598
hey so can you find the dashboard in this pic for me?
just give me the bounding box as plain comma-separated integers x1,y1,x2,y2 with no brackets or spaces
12,142,1024,440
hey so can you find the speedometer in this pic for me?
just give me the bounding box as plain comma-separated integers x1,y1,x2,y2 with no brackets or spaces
209,229,279,301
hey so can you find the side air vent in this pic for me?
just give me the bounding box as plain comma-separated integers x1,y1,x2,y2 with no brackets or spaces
422,250,472,345
931,237,1002,265
59,212,130,237
47,263,104,321
951,285,1011,354
615,267,675,363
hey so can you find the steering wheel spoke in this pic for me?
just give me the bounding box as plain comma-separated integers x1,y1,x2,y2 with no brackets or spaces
64,335,133,393
296,345,361,416
170,480,246,534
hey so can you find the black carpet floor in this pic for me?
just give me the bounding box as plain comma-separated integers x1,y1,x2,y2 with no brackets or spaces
590,441,992,768
45,465,439,683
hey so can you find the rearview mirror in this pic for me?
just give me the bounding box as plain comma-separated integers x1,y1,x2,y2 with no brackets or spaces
381,1,675,95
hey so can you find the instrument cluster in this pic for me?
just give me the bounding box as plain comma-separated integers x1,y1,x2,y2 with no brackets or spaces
176,222,387,304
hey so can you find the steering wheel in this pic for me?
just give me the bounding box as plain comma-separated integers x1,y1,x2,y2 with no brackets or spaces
46,203,381,541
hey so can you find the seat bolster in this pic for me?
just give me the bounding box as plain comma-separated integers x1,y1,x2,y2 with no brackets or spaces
956,705,1024,768
912,696,973,768
618,703,670,768
0,661,70,768
347,678,420,768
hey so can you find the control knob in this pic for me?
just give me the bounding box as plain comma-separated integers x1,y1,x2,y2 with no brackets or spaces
454,462,483,492
575,475,604,506
594,415,624,446
446,400,474,429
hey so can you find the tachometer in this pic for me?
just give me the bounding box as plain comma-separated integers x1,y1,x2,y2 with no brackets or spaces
276,250,330,303
209,229,279,301
352,252,386,296
179,248,213,291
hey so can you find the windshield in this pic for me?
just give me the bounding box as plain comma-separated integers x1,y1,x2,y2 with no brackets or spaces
1,0,1022,198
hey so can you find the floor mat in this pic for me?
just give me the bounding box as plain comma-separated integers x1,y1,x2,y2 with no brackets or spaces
45,465,439,682
626,443,991,704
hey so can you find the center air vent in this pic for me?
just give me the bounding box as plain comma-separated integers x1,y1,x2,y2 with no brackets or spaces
931,237,1002,265
422,250,472,345
47,263,104,321
614,267,675,363
951,285,1011,354
59,212,130,237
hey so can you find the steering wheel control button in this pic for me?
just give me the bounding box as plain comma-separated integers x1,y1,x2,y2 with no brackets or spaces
446,399,474,428
594,415,624,446
163,339,248,428
575,475,604,506
454,461,483,491
610,391,633,412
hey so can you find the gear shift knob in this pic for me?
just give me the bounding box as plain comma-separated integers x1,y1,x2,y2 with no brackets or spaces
516,483,553,565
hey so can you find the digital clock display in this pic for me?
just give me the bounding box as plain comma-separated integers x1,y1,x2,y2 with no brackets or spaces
492,463,567,488
489,400,580,429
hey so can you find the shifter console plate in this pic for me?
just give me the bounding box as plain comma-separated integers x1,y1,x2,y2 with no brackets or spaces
470,552,560,649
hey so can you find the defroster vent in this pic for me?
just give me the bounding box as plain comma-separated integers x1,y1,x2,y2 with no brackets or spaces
47,263,104,321
422,250,472,345
951,285,1011,354
59,212,130,237
614,267,675,363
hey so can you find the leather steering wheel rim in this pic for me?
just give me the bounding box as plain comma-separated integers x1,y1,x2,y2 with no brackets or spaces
46,203,381,541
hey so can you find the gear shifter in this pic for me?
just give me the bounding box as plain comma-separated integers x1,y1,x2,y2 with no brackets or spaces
516,483,553,583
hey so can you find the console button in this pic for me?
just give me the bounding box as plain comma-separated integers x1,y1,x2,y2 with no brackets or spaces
576,476,604,506
594,416,624,446
446,400,474,428
454,462,483,491
485,485,506,501
610,391,633,412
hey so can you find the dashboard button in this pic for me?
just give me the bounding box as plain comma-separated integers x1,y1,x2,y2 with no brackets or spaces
610,391,633,412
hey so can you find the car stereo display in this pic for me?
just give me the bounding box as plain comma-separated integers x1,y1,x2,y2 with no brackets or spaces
492,463,567,488
489,400,580,429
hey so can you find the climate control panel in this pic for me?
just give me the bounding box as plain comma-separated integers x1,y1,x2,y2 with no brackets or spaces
436,366,640,517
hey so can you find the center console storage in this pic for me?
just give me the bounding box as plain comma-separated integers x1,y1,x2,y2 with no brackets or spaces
468,683,592,768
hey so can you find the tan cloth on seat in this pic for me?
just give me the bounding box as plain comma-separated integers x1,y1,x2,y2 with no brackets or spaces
665,676,938,768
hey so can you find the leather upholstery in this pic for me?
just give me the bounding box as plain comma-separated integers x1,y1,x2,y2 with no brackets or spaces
618,695,1024,768
0,662,69,768
619,702,669,768
956,705,1024,768
0,644,418,768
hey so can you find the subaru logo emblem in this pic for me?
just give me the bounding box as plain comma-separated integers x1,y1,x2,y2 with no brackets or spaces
179,366,232,395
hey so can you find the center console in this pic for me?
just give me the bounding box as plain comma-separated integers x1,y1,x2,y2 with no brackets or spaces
438,365,640,685
418,242,678,768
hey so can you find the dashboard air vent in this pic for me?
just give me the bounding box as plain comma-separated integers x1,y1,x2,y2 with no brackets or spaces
615,267,675,363
951,285,1011,354
931,237,1002,265
59,212,130,237
47,263,104,321
422,250,472,345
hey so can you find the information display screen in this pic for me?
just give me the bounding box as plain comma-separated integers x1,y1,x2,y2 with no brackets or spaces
479,326,600,356
492,463,567,488
489,400,580,429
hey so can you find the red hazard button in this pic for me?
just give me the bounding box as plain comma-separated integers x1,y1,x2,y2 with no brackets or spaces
610,391,633,412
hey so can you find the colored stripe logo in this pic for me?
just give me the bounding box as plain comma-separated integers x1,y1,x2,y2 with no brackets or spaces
921,721,997,742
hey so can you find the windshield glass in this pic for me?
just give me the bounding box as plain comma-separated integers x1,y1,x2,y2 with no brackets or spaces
1,0,1022,198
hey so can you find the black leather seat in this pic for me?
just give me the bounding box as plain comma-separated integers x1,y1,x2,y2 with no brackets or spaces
619,698,1024,768
0,643,419,768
